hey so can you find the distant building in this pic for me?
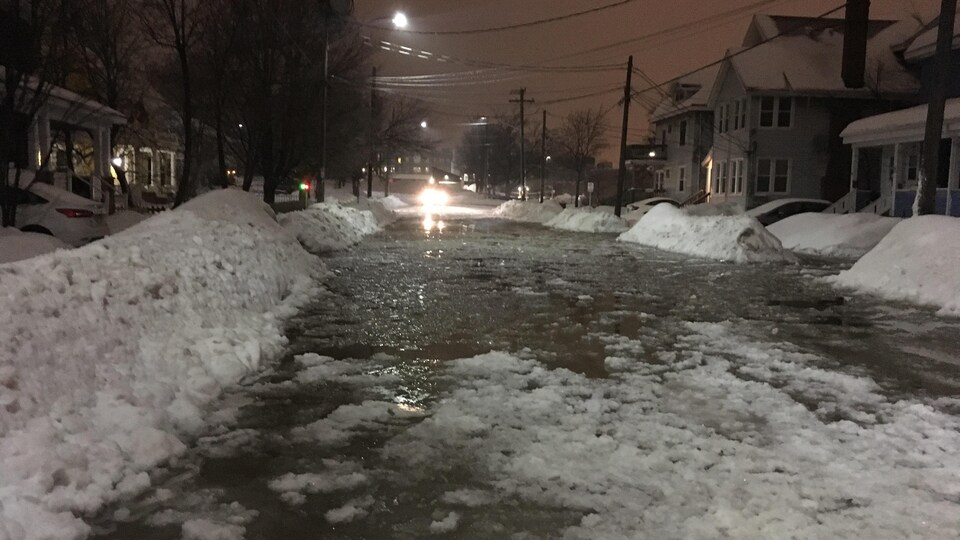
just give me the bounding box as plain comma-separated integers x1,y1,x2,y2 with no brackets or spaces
647,65,719,203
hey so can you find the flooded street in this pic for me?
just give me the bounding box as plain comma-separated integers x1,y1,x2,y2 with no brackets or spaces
94,216,960,539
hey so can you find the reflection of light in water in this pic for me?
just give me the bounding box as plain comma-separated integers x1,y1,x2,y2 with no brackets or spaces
422,214,446,233
395,402,425,414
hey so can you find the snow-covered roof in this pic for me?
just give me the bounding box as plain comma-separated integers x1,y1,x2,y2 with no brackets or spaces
649,65,720,123
903,15,960,61
841,97,960,145
0,66,126,126
717,15,921,100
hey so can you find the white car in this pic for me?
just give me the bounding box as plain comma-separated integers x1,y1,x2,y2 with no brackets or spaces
4,182,108,246
747,198,830,226
623,197,681,222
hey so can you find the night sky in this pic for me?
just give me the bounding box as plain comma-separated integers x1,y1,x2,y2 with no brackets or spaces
355,0,942,161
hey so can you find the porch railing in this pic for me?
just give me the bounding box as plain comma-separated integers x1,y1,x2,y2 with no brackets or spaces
824,190,856,214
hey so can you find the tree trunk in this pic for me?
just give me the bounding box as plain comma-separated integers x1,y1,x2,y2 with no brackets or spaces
215,109,228,188
174,45,194,207
575,167,583,208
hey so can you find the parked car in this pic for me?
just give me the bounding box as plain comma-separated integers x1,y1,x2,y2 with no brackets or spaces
626,197,681,211
2,182,108,246
747,198,831,226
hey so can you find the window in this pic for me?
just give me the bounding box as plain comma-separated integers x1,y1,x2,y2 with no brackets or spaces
731,159,743,193
661,168,671,191
756,158,790,193
717,161,727,193
760,97,792,128
137,151,153,187
661,129,667,146
656,170,665,190
737,99,746,130
733,101,741,131
678,166,686,192
679,120,687,146
717,103,730,133
906,154,919,183
159,152,172,187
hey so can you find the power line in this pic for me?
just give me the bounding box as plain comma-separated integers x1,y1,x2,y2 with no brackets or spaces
361,0,639,36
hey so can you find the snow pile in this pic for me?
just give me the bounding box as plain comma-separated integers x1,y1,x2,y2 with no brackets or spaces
383,322,960,538
618,204,796,263
768,213,900,258
106,211,150,234
832,215,960,316
492,200,564,223
279,201,393,254
0,227,70,264
545,207,629,234
0,190,334,539
376,195,409,210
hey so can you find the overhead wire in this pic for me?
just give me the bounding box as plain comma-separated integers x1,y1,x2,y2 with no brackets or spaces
361,0,639,36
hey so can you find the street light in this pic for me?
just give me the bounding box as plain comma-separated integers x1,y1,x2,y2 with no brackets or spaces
392,11,408,29
420,120,428,129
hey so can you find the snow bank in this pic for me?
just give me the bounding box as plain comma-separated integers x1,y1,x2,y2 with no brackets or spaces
0,227,70,264
106,211,149,234
545,207,629,234
279,200,395,254
832,216,960,316
618,204,796,263
768,213,900,258
492,200,564,223
0,190,383,539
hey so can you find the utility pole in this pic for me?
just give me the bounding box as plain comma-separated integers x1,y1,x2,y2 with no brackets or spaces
540,109,547,203
366,66,376,203
614,56,634,217
318,23,330,202
510,88,534,200
917,0,957,216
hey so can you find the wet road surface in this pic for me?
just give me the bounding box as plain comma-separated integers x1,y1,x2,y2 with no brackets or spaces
93,216,960,539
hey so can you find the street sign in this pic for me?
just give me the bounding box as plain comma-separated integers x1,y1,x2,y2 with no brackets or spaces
587,182,595,193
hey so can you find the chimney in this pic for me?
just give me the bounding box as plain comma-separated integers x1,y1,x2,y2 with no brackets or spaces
842,0,871,88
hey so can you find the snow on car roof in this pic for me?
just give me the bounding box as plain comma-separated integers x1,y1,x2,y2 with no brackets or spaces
747,198,830,216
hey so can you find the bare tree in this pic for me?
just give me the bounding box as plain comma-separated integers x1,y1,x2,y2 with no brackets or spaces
138,0,203,206
555,108,608,207
1,0,73,227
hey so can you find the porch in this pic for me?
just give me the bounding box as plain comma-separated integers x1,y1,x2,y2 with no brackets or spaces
834,99,960,217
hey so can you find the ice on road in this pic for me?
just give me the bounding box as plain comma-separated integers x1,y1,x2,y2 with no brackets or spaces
94,217,960,540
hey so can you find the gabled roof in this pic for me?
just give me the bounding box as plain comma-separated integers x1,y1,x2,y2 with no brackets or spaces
709,14,921,103
0,66,126,125
648,65,720,124
903,14,960,61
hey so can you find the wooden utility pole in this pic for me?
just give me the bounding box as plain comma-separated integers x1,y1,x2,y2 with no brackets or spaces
366,66,376,203
917,0,957,215
510,88,534,200
615,56,634,217
540,109,547,203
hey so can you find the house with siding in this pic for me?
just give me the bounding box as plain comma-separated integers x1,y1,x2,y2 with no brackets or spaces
834,14,960,217
647,66,718,203
702,14,922,211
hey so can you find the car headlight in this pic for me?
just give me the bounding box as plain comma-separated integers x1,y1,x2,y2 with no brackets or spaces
419,188,449,207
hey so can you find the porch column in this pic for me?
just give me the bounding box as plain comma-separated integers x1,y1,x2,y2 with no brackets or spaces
948,137,959,216
36,113,51,170
91,126,109,201
850,146,860,191
891,142,901,216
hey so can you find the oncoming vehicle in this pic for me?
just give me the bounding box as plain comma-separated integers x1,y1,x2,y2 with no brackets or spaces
747,198,831,226
2,182,108,246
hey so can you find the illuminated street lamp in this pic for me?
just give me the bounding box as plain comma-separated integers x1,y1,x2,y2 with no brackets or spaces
420,120,428,129
392,11,408,29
